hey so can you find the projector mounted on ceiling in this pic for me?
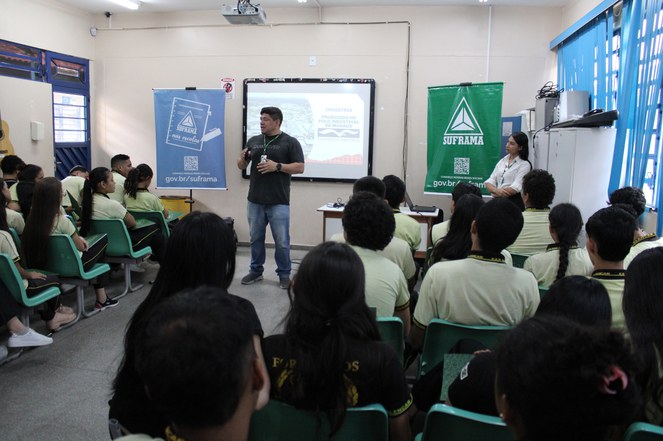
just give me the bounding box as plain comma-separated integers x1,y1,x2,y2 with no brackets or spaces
222,1,267,25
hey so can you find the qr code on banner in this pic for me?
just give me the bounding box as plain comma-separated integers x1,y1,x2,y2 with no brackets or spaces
454,157,470,175
184,156,198,172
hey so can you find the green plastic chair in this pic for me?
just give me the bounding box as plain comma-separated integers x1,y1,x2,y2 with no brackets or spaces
248,400,389,441
128,210,181,238
66,190,82,219
88,219,153,299
419,319,512,378
0,252,61,328
414,404,512,441
624,422,663,441
377,316,404,364
538,286,549,298
510,253,528,268
44,234,111,319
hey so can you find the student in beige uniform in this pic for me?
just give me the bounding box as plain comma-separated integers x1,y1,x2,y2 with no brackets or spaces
523,203,593,288
383,175,421,251
608,186,663,268
508,169,555,256
585,206,637,331
124,164,169,217
80,167,164,263
342,191,410,337
331,176,416,288
61,165,88,210
23,177,116,311
0,178,24,233
108,154,133,205
410,198,539,352
430,182,482,245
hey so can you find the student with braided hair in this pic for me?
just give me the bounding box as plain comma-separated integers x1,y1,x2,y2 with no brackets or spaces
495,315,641,441
523,203,593,287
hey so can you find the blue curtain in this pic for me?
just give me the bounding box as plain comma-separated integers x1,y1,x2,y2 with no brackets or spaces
558,9,614,111
609,0,663,234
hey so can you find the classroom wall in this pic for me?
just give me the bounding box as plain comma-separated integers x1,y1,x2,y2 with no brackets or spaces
3,0,565,247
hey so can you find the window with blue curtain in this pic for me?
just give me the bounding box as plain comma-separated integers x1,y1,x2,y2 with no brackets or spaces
608,0,663,235
558,0,663,235
557,7,617,112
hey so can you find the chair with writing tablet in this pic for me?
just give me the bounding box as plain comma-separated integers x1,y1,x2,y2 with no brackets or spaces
128,209,181,238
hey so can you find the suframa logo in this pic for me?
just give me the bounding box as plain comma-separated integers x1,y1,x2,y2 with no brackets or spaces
443,97,484,145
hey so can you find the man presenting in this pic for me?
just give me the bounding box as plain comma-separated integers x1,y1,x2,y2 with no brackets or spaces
237,107,304,289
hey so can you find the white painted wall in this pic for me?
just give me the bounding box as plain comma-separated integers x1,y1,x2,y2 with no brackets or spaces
0,77,54,173
3,1,564,247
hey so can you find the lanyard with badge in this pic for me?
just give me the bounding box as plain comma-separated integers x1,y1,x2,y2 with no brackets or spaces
261,133,281,163
499,158,516,186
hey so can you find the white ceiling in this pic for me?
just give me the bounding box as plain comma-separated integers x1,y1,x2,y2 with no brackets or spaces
56,0,572,14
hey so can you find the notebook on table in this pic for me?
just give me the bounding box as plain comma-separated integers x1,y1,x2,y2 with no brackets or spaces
404,191,437,213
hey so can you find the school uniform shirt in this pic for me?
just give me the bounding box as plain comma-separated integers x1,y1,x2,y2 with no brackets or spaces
51,213,82,257
393,210,422,251
6,207,24,234
9,183,18,203
262,334,413,418
523,245,594,288
430,220,450,245
413,251,539,329
92,193,127,220
0,229,26,288
351,245,410,318
124,189,165,213
624,234,663,269
507,209,553,256
331,233,416,281
61,175,86,207
592,269,626,330
108,171,126,205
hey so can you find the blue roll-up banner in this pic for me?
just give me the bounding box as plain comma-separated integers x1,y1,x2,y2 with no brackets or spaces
153,89,226,189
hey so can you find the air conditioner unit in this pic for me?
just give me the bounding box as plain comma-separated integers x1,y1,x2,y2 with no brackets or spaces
222,3,267,25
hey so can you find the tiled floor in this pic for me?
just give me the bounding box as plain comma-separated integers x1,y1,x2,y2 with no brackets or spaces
0,246,305,441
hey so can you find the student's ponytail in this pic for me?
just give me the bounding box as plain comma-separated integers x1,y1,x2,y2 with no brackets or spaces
80,167,109,237
124,164,153,200
549,203,584,282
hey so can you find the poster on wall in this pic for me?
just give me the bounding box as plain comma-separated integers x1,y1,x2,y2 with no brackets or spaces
153,89,226,189
424,82,503,195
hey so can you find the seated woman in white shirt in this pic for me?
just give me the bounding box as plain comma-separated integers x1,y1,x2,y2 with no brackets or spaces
484,132,532,211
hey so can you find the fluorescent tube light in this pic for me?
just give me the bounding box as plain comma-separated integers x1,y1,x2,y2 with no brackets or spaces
109,0,141,10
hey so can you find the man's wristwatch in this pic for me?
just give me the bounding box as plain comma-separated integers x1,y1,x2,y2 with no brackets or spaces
276,163,282,172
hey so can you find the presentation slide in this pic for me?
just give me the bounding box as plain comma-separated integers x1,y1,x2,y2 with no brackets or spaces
243,79,375,182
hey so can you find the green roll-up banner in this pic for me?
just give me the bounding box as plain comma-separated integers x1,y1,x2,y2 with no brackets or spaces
425,82,503,194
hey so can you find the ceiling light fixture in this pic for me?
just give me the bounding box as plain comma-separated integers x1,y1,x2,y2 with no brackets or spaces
298,0,308,3
109,0,141,10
